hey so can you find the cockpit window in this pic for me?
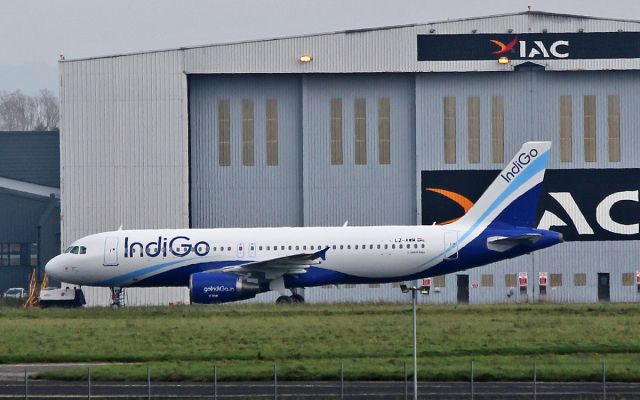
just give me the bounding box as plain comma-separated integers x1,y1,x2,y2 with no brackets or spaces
70,246,79,254
79,246,87,254
64,247,73,253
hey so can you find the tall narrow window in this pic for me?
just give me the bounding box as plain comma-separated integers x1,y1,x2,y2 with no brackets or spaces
378,97,391,165
266,99,278,166
242,100,254,166
218,100,231,166
354,98,367,165
468,96,480,163
584,95,596,162
444,96,456,164
608,95,620,162
560,96,572,162
330,99,343,165
491,96,504,163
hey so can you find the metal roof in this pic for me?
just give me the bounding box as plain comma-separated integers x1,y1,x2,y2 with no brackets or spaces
60,11,640,64
0,131,60,188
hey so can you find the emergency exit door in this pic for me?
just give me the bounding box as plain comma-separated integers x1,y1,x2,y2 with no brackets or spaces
444,230,459,260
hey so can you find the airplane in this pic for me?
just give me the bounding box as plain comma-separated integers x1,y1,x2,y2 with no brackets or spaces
45,141,563,305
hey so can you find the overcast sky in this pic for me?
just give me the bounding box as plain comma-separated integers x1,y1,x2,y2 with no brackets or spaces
2,0,640,94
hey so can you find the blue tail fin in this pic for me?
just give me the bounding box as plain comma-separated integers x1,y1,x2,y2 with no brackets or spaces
452,142,551,230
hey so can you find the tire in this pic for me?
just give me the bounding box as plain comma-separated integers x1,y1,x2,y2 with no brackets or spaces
275,295,293,304
290,294,305,303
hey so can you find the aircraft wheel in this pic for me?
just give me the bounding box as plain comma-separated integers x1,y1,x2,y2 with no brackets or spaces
290,294,305,303
275,295,292,304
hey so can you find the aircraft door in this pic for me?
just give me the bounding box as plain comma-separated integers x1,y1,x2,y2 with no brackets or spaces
103,237,119,266
443,230,459,260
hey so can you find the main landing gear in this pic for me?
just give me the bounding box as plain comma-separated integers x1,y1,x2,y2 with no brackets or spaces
275,289,305,304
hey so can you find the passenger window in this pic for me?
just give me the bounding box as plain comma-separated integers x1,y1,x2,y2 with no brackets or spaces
332,245,336,250
70,246,79,254
296,246,300,251
421,244,425,248
266,246,270,251
399,244,403,249
347,245,351,250
355,245,359,250
310,245,314,250
377,244,380,249
392,244,396,249
281,246,285,250
258,246,262,251
340,245,344,250
288,246,292,250
80,246,87,254
227,247,231,251
384,244,388,249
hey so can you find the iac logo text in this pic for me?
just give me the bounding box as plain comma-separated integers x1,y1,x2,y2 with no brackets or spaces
500,148,539,183
539,190,640,236
124,236,210,258
491,37,569,59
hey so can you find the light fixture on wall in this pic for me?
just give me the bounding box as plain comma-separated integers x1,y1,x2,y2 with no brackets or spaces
299,55,313,63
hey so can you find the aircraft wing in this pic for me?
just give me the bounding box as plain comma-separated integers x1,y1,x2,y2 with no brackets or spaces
486,234,542,252
218,247,330,278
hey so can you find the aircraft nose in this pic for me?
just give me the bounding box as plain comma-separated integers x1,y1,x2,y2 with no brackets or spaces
45,256,63,280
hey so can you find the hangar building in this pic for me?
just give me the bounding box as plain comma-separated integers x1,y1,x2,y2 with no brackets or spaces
0,131,60,294
59,11,640,306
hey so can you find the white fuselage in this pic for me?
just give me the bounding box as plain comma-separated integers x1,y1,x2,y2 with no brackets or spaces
46,225,451,288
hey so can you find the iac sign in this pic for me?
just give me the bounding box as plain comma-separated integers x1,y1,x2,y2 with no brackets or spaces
538,190,639,235
520,40,569,58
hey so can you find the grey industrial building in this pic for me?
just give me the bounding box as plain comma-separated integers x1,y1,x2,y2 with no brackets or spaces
59,11,640,306
0,131,60,294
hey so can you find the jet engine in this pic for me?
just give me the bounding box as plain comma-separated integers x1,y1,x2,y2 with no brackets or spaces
189,272,264,304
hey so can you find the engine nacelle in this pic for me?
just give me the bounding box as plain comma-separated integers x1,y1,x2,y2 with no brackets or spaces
189,272,263,304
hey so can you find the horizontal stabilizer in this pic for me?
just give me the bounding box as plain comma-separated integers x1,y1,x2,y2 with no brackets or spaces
486,234,541,252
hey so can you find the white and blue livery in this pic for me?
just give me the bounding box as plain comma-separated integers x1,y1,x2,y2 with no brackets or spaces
45,142,563,304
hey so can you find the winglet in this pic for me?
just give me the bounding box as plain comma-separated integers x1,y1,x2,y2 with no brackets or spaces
314,246,330,261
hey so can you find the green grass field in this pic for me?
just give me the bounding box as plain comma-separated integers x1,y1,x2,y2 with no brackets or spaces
1,303,639,381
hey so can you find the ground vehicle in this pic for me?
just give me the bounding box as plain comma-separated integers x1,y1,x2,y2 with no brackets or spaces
2,287,26,299
39,287,86,308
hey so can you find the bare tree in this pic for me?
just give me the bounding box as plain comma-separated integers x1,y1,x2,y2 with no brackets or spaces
0,89,59,131
35,89,59,131
0,90,37,130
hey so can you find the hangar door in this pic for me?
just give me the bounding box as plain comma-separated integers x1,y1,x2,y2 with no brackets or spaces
188,75,302,228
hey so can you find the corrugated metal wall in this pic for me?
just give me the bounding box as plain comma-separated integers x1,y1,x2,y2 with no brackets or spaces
59,51,189,245
302,74,415,226
415,69,640,304
189,74,303,228
179,13,640,74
